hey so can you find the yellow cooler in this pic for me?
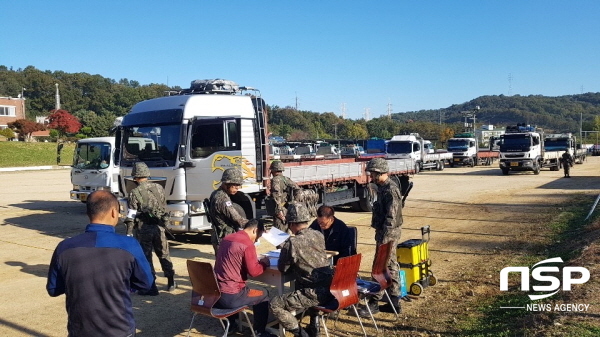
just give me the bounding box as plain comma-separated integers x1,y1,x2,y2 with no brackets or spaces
396,226,436,296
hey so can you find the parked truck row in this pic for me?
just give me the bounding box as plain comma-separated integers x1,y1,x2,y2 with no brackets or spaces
498,124,583,175
68,81,588,236
108,79,416,235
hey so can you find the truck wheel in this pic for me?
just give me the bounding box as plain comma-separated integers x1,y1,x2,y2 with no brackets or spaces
533,163,541,175
358,183,378,212
470,158,475,167
501,167,509,175
438,161,445,171
485,158,491,166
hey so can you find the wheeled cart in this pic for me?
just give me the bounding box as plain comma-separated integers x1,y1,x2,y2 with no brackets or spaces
396,225,436,296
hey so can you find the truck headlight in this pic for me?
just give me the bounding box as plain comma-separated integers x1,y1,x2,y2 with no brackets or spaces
73,185,80,190
170,210,185,218
189,201,205,215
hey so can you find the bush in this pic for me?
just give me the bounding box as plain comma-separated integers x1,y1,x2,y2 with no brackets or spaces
0,128,16,139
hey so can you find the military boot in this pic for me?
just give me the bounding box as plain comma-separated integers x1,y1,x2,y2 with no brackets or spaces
305,315,321,337
379,295,402,313
357,299,379,318
166,275,177,292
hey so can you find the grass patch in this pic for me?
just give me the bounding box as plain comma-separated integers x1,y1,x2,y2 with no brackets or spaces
456,196,598,336
0,142,75,167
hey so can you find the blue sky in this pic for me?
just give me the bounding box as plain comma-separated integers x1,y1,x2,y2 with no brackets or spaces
2,1,599,119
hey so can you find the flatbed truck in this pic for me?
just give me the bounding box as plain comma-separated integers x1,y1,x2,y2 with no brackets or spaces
115,79,416,234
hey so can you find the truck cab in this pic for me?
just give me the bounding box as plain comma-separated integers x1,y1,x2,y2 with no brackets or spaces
545,133,586,164
70,137,119,202
387,133,450,171
497,124,560,175
447,133,478,167
116,79,268,234
386,134,424,161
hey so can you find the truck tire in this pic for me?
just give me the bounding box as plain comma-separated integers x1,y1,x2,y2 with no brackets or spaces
501,167,510,175
533,163,541,175
358,183,378,212
438,161,445,171
470,157,475,167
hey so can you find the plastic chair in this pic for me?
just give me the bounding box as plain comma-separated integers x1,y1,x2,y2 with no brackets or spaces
308,254,367,337
186,260,256,337
356,241,399,332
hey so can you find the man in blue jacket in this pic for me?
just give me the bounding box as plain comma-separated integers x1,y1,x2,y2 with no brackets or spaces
47,190,154,337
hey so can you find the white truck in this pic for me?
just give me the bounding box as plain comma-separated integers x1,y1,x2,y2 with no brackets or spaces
544,133,587,164
386,134,452,172
447,133,499,167
498,124,562,175
115,79,416,234
70,137,119,202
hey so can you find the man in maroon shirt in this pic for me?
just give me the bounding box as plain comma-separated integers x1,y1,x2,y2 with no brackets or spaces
214,219,276,337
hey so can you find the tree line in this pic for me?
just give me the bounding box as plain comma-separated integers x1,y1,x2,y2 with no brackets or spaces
1,65,600,144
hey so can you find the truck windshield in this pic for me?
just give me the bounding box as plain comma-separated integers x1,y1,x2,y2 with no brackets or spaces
447,139,469,151
544,139,569,151
121,124,180,167
500,135,532,151
387,142,412,154
73,142,111,169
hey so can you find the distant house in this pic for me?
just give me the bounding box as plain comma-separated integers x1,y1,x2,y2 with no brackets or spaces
0,96,26,130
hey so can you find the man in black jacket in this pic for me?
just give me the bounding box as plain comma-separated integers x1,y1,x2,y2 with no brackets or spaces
309,205,357,265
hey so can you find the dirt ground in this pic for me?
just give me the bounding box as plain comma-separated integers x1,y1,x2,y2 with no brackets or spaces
0,158,599,337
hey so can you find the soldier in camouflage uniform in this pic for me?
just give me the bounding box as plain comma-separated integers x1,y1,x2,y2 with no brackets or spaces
269,203,334,337
269,160,300,231
125,162,176,295
358,157,403,317
209,168,248,254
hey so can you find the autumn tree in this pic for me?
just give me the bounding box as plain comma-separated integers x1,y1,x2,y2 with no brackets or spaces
47,109,82,137
7,119,45,141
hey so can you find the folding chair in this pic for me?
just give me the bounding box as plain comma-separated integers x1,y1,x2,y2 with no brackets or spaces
306,254,367,337
356,241,399,332
186,260,256,337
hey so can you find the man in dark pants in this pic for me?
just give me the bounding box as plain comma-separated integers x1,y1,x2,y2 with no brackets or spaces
209,168,249,254
561,152,573,178
214,219,276,337
47,190,154,337
309,204,357,265
270,203,334,337
269,160,300,231
358,158,403,317
125,162,176,294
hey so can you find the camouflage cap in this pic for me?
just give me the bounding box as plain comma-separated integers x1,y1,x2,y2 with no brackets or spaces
132,162,150,178
366,158,389,173
270,160,285,172
221,168,244,185
286,202,311,223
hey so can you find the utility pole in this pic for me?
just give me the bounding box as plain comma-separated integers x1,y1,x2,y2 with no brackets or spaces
295,92,298,110
387,99,392,119
55,83,61,110
21,87,26,118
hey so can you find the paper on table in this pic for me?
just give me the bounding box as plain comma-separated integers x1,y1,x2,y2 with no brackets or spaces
261,227,290,247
